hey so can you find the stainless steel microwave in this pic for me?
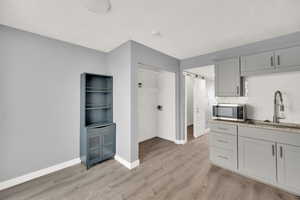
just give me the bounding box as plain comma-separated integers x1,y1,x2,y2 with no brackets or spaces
212,104,246,121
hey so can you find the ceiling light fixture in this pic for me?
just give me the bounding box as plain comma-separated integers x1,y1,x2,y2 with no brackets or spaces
84,0,111,14
151,30,161,37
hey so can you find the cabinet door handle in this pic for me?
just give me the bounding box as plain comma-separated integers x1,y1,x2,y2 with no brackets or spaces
270,56,274,67
236,86,239,95
272,145,275,156
277,55,280,66
280,146,283,158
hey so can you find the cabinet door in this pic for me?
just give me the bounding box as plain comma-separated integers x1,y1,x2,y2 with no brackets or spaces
238,137,277,184
277,143,300,193
275,46,300,70
87,134,102,164
241,51,275,76
215,58,241,97
102,128,116,160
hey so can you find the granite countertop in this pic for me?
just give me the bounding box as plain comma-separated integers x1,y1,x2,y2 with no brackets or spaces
209,119,300,134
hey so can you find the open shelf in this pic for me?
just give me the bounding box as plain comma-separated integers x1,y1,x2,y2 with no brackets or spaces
82,73,113,127
86,121,114,129
86,87,112,90
86,104,112,110
86,89,112,93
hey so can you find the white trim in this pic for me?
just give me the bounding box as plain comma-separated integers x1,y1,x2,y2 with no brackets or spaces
174,139,187,144
114,155,140,170
0,158,81,191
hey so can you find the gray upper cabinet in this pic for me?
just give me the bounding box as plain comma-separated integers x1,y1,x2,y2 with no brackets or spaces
241,45,300,76
241,51,275,76
275,46,300,71
215,57,242,97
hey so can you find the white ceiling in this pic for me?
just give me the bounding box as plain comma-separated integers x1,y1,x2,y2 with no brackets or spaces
1,0,300,59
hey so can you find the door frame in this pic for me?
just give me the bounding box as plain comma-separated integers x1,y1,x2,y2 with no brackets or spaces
183,67,213,142
136,64,177,145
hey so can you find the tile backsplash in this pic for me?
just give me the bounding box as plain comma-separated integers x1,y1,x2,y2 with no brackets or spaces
216,71,300,124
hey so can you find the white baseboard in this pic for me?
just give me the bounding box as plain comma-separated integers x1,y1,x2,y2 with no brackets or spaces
114,155,140,169
174,139,187,144
0,158,81,191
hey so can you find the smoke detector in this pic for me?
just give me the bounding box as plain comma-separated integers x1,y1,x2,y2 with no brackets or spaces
84,0,111,14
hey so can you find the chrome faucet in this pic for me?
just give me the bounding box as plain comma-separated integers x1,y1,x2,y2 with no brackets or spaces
273,90,285,123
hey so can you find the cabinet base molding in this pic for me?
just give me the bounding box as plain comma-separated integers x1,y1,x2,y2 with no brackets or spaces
114,155,140,169
0,158,81,191
211,162,300,197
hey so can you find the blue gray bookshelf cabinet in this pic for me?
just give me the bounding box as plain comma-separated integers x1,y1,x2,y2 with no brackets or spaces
80,73,116,169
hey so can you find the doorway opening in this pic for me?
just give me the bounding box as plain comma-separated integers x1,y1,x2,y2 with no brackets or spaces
137,65,176,162
184,65,216,142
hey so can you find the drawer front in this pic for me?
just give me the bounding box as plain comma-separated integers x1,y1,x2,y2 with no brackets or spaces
209,132,236,151
210,147,237,170
239,126,300,146
209,123,237,135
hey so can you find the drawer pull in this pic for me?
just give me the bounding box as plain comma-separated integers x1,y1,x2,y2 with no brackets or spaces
217,155,228,160
272,145,275,156
217,139,228,144
280,146,283,158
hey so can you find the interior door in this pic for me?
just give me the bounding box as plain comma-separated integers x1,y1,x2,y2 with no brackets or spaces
193,78,207,137
239,137,277,184
157,71,176,142
277,143,300,192
137,68,158,142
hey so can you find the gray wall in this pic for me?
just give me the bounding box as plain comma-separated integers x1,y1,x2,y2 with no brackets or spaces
131,41,180,162
179,31,300,141
0,25,107,182
107,42,133,162
107,40,180,163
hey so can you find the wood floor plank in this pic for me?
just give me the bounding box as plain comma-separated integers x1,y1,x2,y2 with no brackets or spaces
0,135,298,200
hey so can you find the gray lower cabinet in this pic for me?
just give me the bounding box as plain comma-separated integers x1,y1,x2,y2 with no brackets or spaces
238,136,277,185
277,143,300,193
241,51,275,76
210,122,300,196
85,124,116,168
209,122,238,171
215,57,242,97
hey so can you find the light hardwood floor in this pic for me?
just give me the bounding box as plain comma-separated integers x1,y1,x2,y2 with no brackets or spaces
0,135,299,200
